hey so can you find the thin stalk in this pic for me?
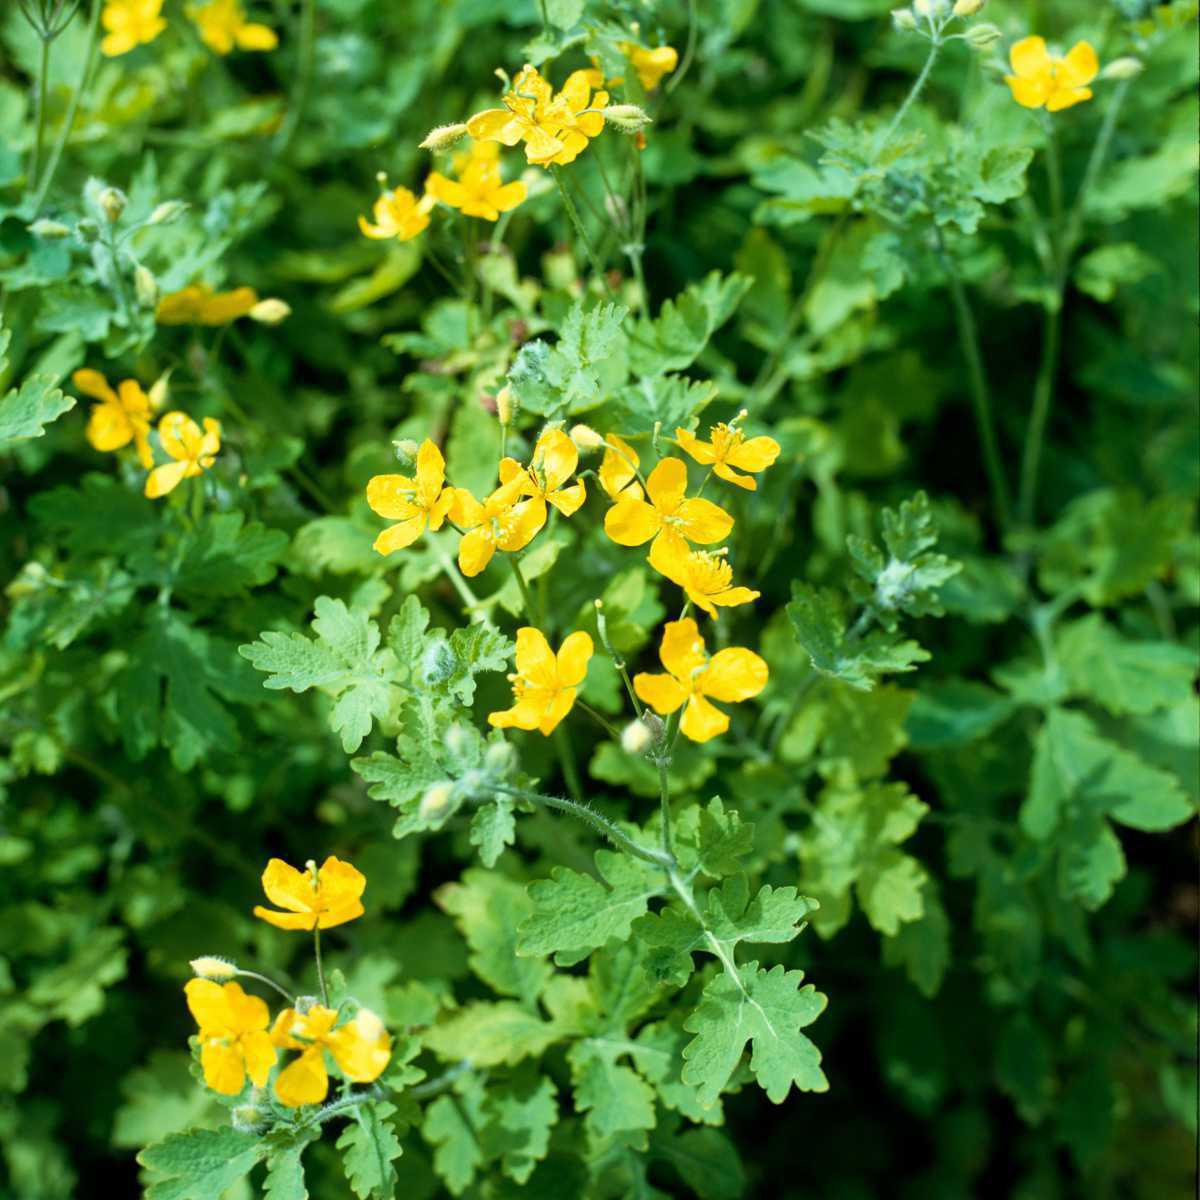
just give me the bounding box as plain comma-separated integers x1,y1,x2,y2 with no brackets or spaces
665,0,699,95
553,726,584,803
506,555,543,627
551,164,604,280
235,970,295,1005
273,0,316,156
1062,78,1132,260
313,927,329,1006
431,540,487,622
578,701,622,739
32,36,51,191
657,758,674,863
1018,301,1060,527
880,37,942,150
593,599,644,718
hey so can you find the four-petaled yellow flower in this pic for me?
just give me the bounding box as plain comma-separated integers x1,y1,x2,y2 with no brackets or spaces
100,0,166,57
1005,37,1099,112
649,538,760,618
621,43,679,92
188,0,277,54
547,69,609,166
184,979,277,1095
598,434,644,502
634,618,768,743
427,140,527,222
157,284,260,326
675,422,781,491
72,369,159,469
252,856,366,931
450,475,546,577
604,457,733,558
272,1005,391,1107
367,439,455,555
499,428,587,517
359,186,435,241
144,412,221,499
489,627,593,735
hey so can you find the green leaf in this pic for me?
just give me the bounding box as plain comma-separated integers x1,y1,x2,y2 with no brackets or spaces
881,881,951,998
682,962,828,1107
138,1128,268,1200
545,0,584,29
264,1136,314,1200
338,1102,403,1200
650,1126,746,1200
30,473,160,556
423,1092,484,1196
571,1052,657,1140
159,512,288,597
628,272,750,375
0,374,75,447
610,375,717,437
423,1001,563,1067
906,681,1015,749
675,796,754,879
480,1069,558,1185
1074,242,1159,302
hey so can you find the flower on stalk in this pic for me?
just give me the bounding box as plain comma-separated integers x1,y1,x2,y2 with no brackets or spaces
72,368,162,469
675,419,781,491
144,411,221,499
188,0,277,53
252,856,366,931
634,618,768,743
547,69,609,166
100,0,166,57
271,1005,391,1107
366,438,455,555
358,183,435,241
604,456,733,559
598,434,644,501
1005,37,1099,112
426,140,527,222
499,428,586,516
156,284,260,325
450,475,546,577
488,627,593,735
620,43,679,91
648,538,760,618
184,979,276,1095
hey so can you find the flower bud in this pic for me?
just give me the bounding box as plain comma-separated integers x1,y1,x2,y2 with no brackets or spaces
294,994,319,1014
603,104,653,133
190,956,238,980
963,21,1002,47
952,0,984,16
392,438,420,466
913,0,948,16
419,122,470,151
249,298,291,324
97,186,127,223
28,218,71,239
569,424,604,452
484,740,516,774
75,218,99,243
419,782,454,821
231,1101,267,1133
134,265,158,308
891,8,917,30
1102,57,1144,81
495,385,516,426
620,719,653,756
148,200,188,225
148,370,172,411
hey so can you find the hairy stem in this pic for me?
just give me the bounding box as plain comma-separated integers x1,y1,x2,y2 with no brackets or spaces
313,927,329,1006
551,164,604,280
273,0,317,157
32,36,50,192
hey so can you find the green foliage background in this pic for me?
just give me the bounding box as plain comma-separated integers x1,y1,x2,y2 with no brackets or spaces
1,0,1197,1197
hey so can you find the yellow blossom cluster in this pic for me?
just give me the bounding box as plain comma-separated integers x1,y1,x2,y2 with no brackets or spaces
100,0,276,57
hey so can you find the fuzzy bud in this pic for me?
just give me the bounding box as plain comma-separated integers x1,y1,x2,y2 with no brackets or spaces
495,385,516,426
1101,57,1144,81
231,1101,267,1133
952,0,984,16
891,8,917,31
97,186,127,223
603,104,653,133
963,21,1002,47
189,956,238,980
484,740,516,774
28,218,71,239
392,438,420,466
569,424,605,452
620,719,653,756
148,200,188,225
249,298,292,325
419,782,454,821
75,218,99,243
148,370,172,411
294,994,319,1014
419,123,470,151
134,265,158,308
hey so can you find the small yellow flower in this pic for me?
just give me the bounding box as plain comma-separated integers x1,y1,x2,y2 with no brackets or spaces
184,979,277,1095
621,43,679,91
604,456,733,558
252,856,366,931
598,434,644,502
144,412,221,499
488,627,593,735
634,618,768,743
1005,37,1099,112
648,538,760,618
499,428,587,516
188,0,277,54
366,439,455,555
675,422,781,491
72,369,158,469
449,476,546,577
467,65,566,166
358,185,435,241
156,284,260,326
426,140,527,222
272,1005,391,1107
100,0,166,57
546,69,608,166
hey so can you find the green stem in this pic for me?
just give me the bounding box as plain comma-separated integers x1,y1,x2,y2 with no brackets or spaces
313,926,329,1007
657,758,674,863
235,969,295,1005
933,224,1010,531
551,164,604,280
593,600,644,718
1018,301,1061,527
553,725,584,803
1062,78,1132,263
665,0,699,95
32,0,99,216
880,37,942,150
273,0,316,156
32,35,50,192
506,555,543,627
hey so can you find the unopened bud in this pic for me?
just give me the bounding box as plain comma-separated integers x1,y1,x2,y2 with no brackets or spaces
419,783,454,821
75,218,99,243
620,719,654,756
231,1101,266,1132
249,298,291,324
495,385,515,426
97,187,127,223
392,438,420,466
148,370,172,411
1101,57,1143,81
148,200,188,225
569,424,604,451
484,740,516,774
963,21,1002,47
952,0,984,16
603,104,653,133
294,994,319,1014
891,8,917,30
134,264,158,308
190,955,238,980
419,123,470,151
28,218,71,239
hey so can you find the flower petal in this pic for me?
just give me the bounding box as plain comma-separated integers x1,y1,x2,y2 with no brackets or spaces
633,671,688,715
366,474,418,520
645,457,688,513
549,479,587,517
605,498,660,545
1046,86,1092,112
373,515,427,555
458,526,495,577
185,978,234,1034
675,427,716,465
500,497,548,551
236,22,278,51
713,462,757,490
275,1048,329,1107
1058,41,1099,88
252,905,316,931
200,1040,246,1095
680,694,729,743
675,497,734,544
534,429,578,492
702,647,769,703
515,627,557,687
538,687,576,735
87,403,134,453
241,1031,277,1087
72,369,117,403
658,617,708,681
1006,75,1051,108
467,109,523,144
329,1012,391,1082
488,694,549,731
727,434,781,473
556,631,594,687
1009,36,1051,79
144,459,191,499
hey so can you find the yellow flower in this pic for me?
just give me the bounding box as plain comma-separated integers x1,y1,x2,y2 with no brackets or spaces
188,0,277,54
184,979,277,1095
621,43,679,91
488,627,593,735
72,369,158,469
598,434,644,502
449,475,546,577
367,439,455,555
427,141,527,222
675,422,781,491
144,412,221,499
634,618,768,743
156,284,260,325
648,538,760,619
546,69,608,166
1005,37,1099,112
272,1005,391,1107
498,428,587,516
252,856,366,931
604,456,733,558
358,186,435,241
466,65,566,166
100,0,166,57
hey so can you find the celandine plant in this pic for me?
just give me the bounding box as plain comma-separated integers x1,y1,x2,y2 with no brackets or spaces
0,0,1196,1197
